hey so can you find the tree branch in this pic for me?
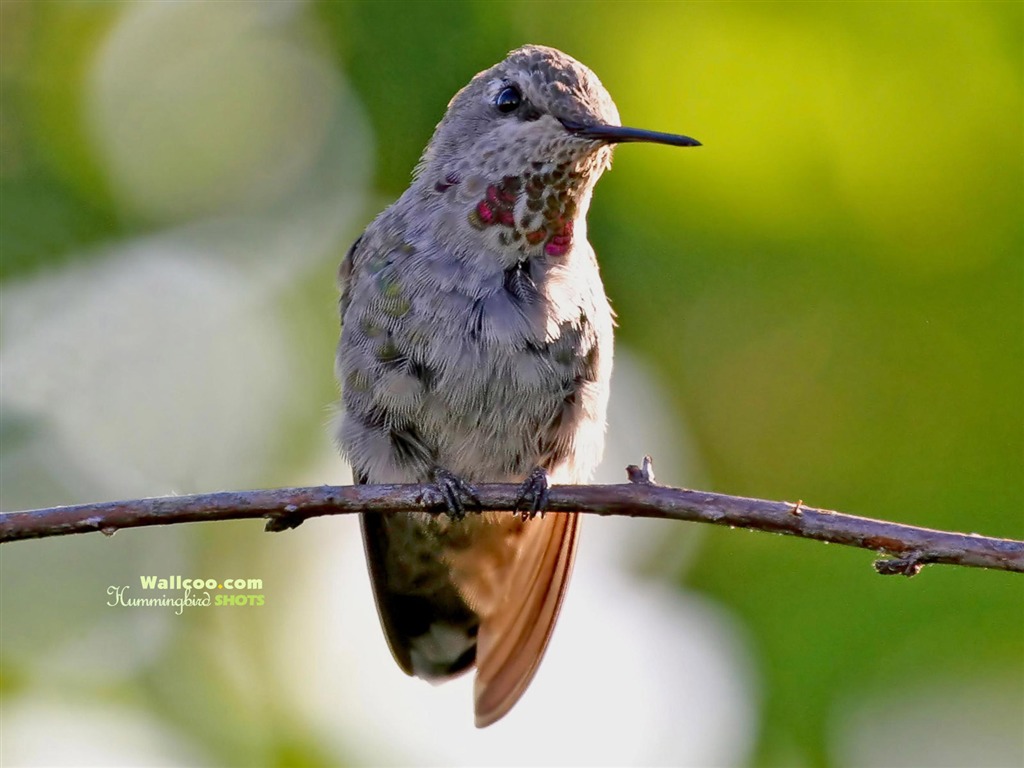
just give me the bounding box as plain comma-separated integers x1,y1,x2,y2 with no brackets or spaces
2,462,1021,576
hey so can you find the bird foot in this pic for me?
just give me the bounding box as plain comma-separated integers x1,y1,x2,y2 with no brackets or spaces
432,468,480,521
514,467,550,521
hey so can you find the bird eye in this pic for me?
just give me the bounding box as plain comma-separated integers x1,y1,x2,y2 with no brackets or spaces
494,85,521,114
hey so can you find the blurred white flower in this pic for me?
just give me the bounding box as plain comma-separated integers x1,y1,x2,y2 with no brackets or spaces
87,0,344,224
0,696,210,767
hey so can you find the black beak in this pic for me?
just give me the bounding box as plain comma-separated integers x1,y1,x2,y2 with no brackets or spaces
560,118,701,147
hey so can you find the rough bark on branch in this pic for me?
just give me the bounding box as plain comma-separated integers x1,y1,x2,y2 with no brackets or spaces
2,472,1021,575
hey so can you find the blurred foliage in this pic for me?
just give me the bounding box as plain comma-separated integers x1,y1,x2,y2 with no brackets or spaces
2,1,1022,766
1,2,123,279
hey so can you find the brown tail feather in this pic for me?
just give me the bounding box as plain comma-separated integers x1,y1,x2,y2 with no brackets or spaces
473,511,581,727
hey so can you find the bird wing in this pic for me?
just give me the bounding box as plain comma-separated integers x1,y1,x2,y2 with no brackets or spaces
358,475,480,682
337,233,363,327
472,511,581,727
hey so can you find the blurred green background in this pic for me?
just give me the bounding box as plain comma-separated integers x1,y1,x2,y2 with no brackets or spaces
1,1,1021,766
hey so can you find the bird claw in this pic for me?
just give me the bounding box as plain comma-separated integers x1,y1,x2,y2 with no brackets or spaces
515,467,550,521
432,468,480,521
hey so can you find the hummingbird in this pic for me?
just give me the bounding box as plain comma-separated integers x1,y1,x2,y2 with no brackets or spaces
335,44,699,727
